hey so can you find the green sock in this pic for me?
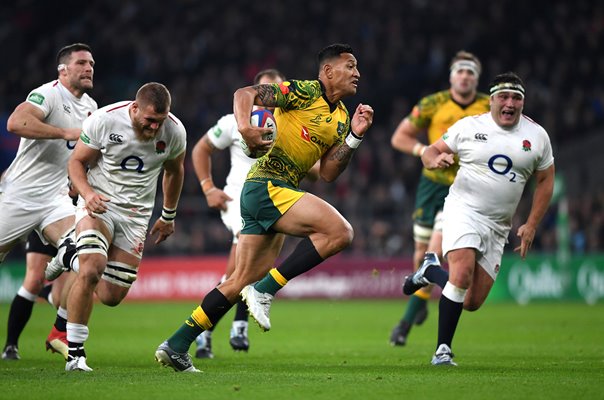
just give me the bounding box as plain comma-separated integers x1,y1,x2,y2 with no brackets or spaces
168,317,203,353
402,295,427,324
254,273,283,296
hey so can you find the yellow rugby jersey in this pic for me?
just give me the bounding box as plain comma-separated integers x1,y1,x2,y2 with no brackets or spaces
247,80,350,187
408,90,490,185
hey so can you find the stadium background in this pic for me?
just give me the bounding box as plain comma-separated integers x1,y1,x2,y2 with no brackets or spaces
0,0,602,303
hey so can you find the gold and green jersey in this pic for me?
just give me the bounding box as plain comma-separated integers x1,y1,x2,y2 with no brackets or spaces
408,90,490,185
247,80,350,187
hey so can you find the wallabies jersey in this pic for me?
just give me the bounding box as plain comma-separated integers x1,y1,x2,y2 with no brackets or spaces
80,101,186,217
246,80,350,187
408,90,490,185
0,80,97,201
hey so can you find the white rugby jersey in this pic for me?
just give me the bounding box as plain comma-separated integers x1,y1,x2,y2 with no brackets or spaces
0,80,97,201
443,112,554,235
206,113,255,196
81,101,186,217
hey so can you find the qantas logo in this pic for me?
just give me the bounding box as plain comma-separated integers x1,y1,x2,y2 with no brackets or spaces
300,126,310,142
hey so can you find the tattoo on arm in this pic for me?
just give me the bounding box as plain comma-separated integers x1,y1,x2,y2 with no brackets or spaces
253,85,278,107
328,144,355,173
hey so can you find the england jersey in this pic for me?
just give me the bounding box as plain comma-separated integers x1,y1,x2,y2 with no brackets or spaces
443,112,554,235
80,101,186,217
0,80,97,201
206,113,256,198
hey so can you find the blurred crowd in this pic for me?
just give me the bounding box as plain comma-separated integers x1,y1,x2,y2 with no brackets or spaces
1,0,602,258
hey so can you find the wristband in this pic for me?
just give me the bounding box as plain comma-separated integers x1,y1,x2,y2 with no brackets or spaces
200,178,215,194
160,207,176,224
345,130,363,149
412,142,426,157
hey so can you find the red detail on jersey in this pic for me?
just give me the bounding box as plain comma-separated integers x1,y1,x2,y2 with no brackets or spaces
52,81,59,87
279,82,290,95
300,126,310,142
155,140,166,154
522,140,532,151
106,102,131,113
168,114,178,124
411,106,421,118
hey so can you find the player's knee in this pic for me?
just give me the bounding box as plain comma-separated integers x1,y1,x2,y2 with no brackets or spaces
332,220,354,252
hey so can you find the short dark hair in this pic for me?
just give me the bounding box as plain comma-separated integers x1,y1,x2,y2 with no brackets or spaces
136,82,171,113
253,69,286,85
56,43,92,65
488,72,526,96
318,43,354,67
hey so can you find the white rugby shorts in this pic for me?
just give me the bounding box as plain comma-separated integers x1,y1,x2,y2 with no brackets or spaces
0,191,74,247
75,201,148,259
442,204,507,280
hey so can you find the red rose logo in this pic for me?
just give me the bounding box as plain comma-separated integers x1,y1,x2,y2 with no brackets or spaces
155,140,166,154
522,140,531,152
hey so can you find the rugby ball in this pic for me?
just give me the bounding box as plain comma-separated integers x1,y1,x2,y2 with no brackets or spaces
240,109,277,158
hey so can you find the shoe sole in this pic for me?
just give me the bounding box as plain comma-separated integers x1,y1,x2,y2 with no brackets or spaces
46,339,68,360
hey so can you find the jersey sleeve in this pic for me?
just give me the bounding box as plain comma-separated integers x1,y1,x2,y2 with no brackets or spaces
441,117,467,153
79,111,104,150
406,93,439,130
25,83,57,118
206,114,236,150
168,121,187,159
536,129,555,171
273,80,323,111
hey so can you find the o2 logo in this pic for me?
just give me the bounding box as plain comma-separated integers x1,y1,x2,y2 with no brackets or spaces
121,155,144,173
66,140,77,150
488,154,517,182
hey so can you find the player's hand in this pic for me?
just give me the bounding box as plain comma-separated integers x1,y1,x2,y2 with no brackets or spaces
514,223,536,259
149,219,175,244
239,126,274,154
427,153,455,170
350,103,374,136
205,188,232,211
84,191,110,217
62,128,81,141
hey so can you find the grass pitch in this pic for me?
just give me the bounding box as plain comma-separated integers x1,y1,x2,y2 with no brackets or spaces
0,300,602,400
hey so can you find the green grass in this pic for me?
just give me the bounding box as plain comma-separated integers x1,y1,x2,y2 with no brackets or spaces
1,300,602,400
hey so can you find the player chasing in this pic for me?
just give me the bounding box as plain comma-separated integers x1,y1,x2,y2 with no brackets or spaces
403,72,555,366
154,43,373,372
47,82,186,372
0,43,97,360
389,51,489,346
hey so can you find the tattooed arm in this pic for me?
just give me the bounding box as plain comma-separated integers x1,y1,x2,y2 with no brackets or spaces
320,103,374,182
233,84,277,154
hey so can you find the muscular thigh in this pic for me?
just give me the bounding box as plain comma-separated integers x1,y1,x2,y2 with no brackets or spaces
273,192,349,237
